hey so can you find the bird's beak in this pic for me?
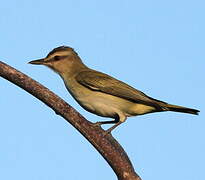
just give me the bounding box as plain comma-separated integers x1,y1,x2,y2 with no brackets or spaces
28,58,45,65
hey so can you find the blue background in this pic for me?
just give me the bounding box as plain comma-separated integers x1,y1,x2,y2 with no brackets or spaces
0,1,204,180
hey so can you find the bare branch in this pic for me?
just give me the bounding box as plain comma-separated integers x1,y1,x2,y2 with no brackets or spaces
0,61,142,180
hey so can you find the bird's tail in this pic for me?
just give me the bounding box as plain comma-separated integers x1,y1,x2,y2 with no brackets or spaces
164,104,199,115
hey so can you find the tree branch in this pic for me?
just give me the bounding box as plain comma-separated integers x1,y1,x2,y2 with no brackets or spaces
0,61,142,180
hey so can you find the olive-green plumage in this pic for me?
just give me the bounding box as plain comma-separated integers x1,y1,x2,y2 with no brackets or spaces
29,46,199,133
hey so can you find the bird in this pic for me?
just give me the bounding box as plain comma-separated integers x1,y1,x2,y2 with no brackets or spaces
29,46,199,133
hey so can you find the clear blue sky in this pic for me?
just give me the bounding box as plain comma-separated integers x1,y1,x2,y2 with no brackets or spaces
0,1,204,180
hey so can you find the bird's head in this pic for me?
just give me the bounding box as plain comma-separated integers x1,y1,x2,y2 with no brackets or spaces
29,46,85,74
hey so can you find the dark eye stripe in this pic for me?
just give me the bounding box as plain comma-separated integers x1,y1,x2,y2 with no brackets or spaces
54,56,61,60
46,55,68,62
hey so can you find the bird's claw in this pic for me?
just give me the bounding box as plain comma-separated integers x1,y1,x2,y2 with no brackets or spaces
101,130,112,137
93,121,103,127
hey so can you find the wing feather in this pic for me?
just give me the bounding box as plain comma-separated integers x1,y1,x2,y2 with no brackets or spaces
76,70,166,110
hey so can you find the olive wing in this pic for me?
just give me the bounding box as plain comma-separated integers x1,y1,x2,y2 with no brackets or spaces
76,70,165,109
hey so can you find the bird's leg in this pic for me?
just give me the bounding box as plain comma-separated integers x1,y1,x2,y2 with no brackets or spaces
94,119,119,126
105,113,127,134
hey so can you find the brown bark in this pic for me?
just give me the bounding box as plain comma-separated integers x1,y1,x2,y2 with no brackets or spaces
0,61,142,180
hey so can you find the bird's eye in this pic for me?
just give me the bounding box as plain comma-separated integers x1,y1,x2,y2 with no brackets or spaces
54,56,61,60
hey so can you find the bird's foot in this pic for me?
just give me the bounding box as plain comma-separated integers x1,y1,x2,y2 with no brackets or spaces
104,121,123,135
102,131,112,137
93,121,103,127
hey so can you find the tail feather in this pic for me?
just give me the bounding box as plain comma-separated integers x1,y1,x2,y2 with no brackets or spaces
165,104,199,115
